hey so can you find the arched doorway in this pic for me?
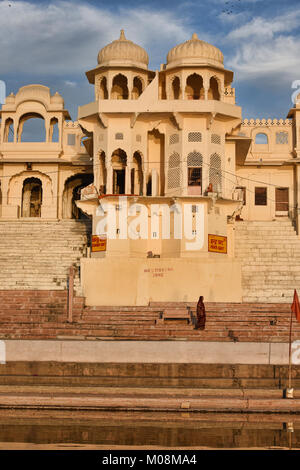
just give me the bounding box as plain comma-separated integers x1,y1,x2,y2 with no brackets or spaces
208,77,220,100
172,76,181,99
63,173,94,219
111,74,129,100
132,77,143,99
131,152,143,195
22,178,43,217
111,149,127,194
99,77,108,99
185,74,204,100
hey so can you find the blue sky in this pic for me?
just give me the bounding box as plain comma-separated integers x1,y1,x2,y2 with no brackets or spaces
0,0,300,120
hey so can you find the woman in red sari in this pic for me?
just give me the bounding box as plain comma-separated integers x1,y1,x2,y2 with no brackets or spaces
195,296,206,330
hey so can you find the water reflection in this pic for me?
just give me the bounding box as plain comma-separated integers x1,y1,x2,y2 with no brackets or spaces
0,410,298,449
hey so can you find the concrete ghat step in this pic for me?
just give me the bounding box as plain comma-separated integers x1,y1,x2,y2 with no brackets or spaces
0,384,296,399
0,393,299,412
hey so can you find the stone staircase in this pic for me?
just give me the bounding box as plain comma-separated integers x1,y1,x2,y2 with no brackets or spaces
235,219,300,303
0,219,91,290
1,293,300,342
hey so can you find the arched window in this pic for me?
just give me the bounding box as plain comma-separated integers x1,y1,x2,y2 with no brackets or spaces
132,151,143,195
111,148,127,194
209,153,222,193
187,151,203,194
49,117,59,142
111,74,129,100
4,118,14,142
208,77,220,100
99,77,108,99
132,77,143,99
255,133,268,144
146,174,152,196
185,74,204,100
172,77,181,100
187,151,203,167
18,113,46,142
62,174,94,219
99,151,107,194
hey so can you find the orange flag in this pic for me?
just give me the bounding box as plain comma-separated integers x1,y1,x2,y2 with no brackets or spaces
291,289,300,323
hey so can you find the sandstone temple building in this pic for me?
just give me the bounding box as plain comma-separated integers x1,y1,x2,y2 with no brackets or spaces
1,30,300,307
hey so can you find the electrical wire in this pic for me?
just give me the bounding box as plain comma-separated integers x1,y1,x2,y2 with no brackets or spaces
0,157,298,210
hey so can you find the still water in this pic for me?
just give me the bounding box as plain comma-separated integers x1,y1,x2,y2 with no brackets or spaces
0,410,299,449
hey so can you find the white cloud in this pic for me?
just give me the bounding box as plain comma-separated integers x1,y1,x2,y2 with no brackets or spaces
64,80,76,87
0,0,190,75
228,11,300,40
226,9,300,83
229,35,300,80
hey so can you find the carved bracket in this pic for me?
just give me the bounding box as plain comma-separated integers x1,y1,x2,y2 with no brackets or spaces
206,112,216,130
130,113,140,128
98,113,108,128
172,112,183,130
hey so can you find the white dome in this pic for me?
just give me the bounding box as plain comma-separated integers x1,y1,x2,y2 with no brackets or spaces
166,33,224,69
97,30,149,69
51,92,64,105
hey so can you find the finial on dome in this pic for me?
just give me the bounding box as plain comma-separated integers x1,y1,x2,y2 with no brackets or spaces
120,29,126,40
192,32,198,40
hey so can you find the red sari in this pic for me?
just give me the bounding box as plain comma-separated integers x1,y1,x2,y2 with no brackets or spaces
195,296,206,330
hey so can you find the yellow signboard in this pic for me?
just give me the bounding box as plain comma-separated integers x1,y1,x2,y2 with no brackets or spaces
91,235,107,252
208,234,227,254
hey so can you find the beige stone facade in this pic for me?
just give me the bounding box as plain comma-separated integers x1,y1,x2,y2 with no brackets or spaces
1,31,300,305
0,85,93,220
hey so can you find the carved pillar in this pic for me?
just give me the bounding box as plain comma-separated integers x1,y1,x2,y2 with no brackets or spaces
106,153,113,194
182,74,187,100
203,76,209,101
107,74,113,100
45,117,50,143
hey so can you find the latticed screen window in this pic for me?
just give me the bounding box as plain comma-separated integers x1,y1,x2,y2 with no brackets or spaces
276,132,288,145
209,153,222,192
255,187,267,206
67,134,76,146
115,133,123,140
170,134,179,145
188,168,202,186
168,152,181,189
188,132,202,142
187,152,203,167
211,134,221,144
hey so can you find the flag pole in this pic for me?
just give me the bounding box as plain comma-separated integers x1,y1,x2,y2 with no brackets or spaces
288,305,293,392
